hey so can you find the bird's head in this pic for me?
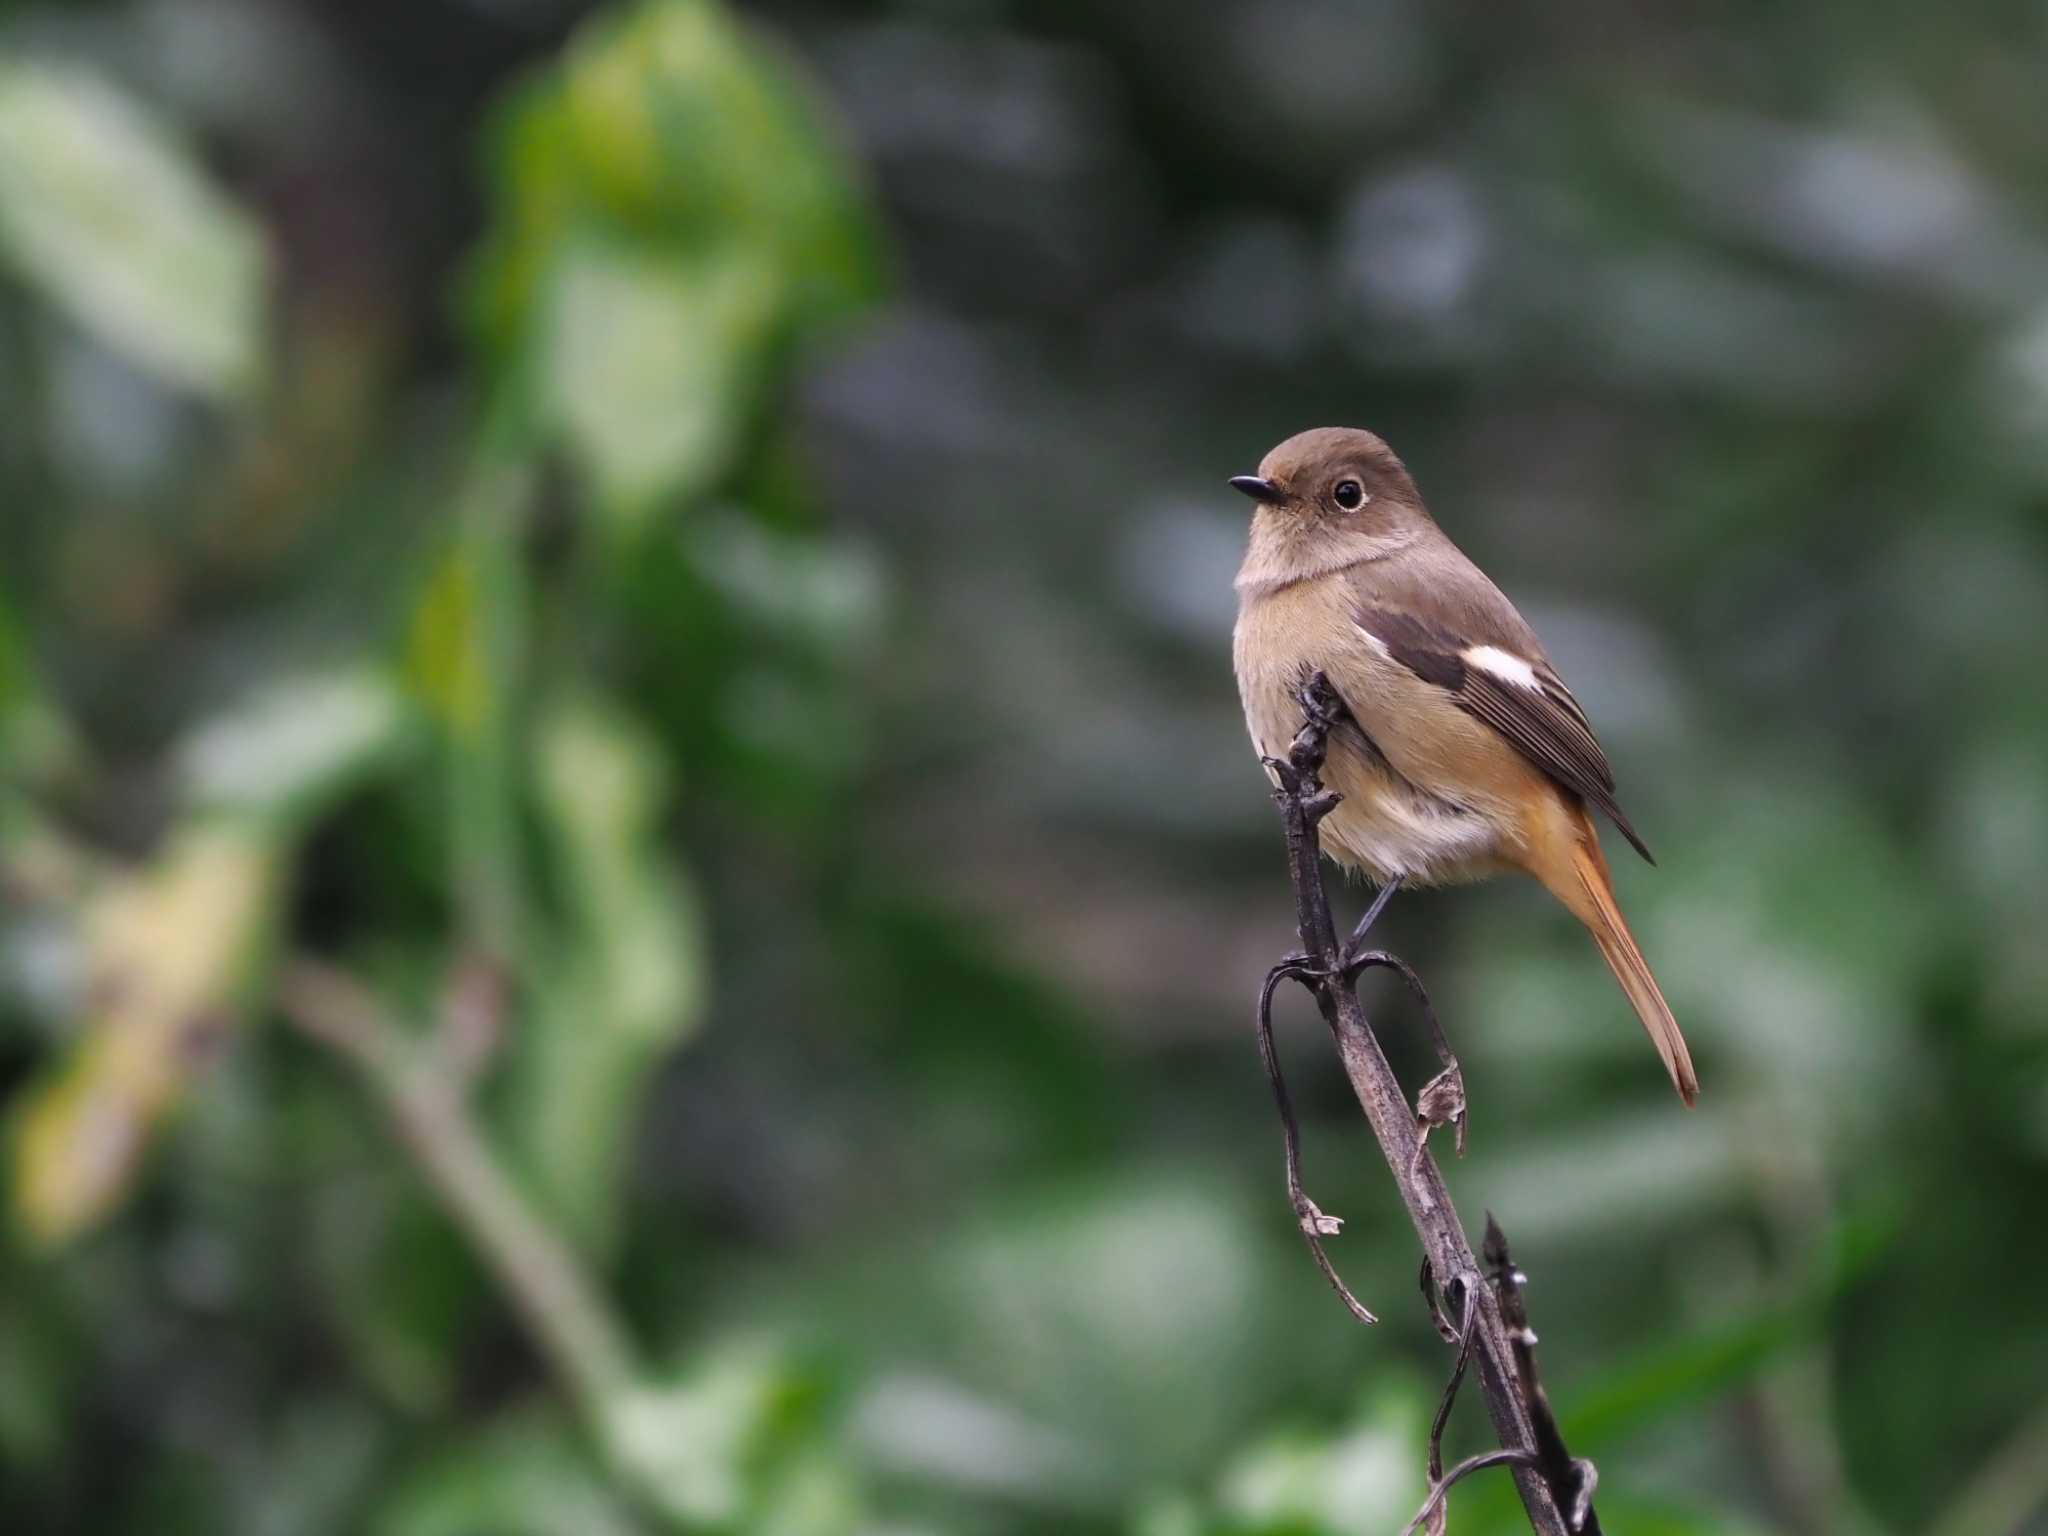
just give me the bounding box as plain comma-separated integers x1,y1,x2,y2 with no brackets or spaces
1231,428,1432,591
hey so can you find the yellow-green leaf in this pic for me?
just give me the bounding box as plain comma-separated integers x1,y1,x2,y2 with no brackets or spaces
10,822,280,1246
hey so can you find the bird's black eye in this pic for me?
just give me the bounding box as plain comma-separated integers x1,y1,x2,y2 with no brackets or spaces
1333,479,1365,510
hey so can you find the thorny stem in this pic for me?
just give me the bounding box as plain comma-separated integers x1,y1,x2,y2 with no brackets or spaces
1256,672,1598,1536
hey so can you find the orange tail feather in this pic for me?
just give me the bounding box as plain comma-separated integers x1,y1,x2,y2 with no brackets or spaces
1536,807,1699,1105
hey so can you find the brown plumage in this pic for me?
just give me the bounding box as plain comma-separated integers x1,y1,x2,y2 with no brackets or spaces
1231,427,1697,1105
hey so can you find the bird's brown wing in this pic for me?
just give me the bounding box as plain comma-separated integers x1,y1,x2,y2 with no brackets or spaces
1354,603,1656,865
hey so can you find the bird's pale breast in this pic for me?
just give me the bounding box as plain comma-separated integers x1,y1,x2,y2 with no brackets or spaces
1234,576,1520,886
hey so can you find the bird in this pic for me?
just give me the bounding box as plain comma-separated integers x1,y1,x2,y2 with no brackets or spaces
1230,426,1697,1104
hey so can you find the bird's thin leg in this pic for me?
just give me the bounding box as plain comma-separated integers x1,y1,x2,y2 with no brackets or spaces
1342,878,1402,962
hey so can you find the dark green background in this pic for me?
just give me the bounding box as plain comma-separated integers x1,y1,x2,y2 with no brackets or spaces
2,2,2045,1532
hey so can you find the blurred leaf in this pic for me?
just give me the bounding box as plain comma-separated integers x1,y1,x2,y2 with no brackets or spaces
6,662,410,1246
912,1176,1286,1485
0,1253,76,1465
506,692,703,1257
8,821,279,1246
174,665,410,825
0,58,268,400
468,0,882,526
1454,1489,1774,1536
376,1406,645,1536
407,547,493,741
600,1343,839,1530
742,1442,868,1536
0,601,73,798
556,0,863,251
541,230,779,518
0,594,24,719
239,1397,386,1536
1206,1390,1424,1535
312,1172,482,1416
379,1351,858,1536
1456,1108,1740,1237
685,513,886,660
535,696,700,1047
403,453,536,956
1568,1195,1900,1446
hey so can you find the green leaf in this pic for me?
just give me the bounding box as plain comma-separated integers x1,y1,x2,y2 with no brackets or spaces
375,1407,644,1536
0,58,268,401
1566,1195,1901,1445
402,449,538,958
536,695,700,1047
378,1345,851,1535
9,821,281,1246
0,1253,78,1464
466,0,883,522
600,1344,840,1530
506,692,703,1257
540,231,780,520
1209,1390,1425,1535
174,665,410,826
310,1173,481,1417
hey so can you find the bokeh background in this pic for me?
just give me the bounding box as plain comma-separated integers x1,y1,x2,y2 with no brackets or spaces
3,1,2046,1532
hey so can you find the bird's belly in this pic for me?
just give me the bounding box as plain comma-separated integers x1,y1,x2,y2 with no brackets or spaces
1317,739,1505,886
1240,668,1504,887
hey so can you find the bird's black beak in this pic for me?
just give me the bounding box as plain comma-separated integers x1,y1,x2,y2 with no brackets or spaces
1229,475,1285,505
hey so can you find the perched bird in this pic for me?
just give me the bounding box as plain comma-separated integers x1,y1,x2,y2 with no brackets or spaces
1231,427,1697,1104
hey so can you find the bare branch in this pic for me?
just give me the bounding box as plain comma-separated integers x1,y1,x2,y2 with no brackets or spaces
434,948,510,1093
277,957,637,1420
1254,673,1600,1536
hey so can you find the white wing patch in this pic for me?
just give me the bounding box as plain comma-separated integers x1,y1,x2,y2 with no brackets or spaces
1464,644,1539,690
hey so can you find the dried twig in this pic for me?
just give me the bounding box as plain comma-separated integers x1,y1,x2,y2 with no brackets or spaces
1256,673,1599,1536
1424,1266,1478,1486
1401,1450,1541,1536
1354,948,1466,1171
1257,959,1378,1323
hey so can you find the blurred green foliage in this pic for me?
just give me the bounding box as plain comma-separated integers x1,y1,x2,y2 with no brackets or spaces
0,56,267,400
2,1,2046,1534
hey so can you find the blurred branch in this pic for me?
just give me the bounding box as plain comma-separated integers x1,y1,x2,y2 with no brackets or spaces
277,956,637,1417
1927,1392,2048,1536
1256,673,1599,1536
